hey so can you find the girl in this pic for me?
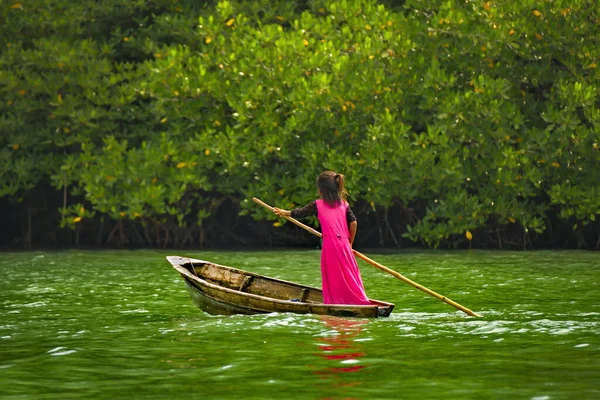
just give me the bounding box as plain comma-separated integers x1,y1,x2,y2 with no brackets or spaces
273,171,372,306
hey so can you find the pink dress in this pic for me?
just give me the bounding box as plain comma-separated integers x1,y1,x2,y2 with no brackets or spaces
315,200,372,305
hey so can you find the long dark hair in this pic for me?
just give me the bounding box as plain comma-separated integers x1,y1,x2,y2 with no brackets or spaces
316,171,348,207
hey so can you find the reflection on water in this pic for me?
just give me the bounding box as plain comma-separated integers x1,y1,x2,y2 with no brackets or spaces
313,315,370,397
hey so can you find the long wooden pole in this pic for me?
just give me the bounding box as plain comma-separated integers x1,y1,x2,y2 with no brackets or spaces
252,197,483,318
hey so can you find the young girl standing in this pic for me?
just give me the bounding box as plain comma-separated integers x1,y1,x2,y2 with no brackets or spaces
273,171,372,306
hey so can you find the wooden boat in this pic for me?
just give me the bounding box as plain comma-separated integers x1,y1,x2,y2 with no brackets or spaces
167,256,394,318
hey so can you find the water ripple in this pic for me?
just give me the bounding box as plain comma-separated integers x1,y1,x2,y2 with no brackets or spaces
47,347,77,356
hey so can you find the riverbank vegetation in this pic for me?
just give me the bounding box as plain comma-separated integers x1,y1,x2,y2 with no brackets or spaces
1,0,598,249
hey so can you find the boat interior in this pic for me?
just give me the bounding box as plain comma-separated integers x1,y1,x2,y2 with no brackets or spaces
182,260,324,303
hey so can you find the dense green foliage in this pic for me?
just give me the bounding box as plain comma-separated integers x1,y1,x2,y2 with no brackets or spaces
1,0,599,248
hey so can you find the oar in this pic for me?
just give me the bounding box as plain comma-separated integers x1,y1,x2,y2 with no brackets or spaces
252,197,483,318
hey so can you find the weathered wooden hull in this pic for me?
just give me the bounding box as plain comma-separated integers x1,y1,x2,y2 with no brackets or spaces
167,256,394,318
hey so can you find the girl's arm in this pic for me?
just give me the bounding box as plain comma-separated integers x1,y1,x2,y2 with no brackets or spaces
274,201,317,219
349,220,357,247
273,208,291,217
346,205,357,247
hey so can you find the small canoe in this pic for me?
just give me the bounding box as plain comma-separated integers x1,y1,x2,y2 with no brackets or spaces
167,256,394,318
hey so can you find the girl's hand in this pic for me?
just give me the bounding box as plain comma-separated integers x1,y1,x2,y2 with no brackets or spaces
273,208,291,217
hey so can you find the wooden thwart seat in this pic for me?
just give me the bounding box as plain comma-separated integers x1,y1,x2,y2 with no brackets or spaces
238,275,254,292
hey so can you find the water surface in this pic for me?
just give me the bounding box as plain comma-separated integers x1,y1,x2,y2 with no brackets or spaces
0,250,598,399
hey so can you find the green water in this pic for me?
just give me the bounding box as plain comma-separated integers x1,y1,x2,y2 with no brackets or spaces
0,250,598,399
